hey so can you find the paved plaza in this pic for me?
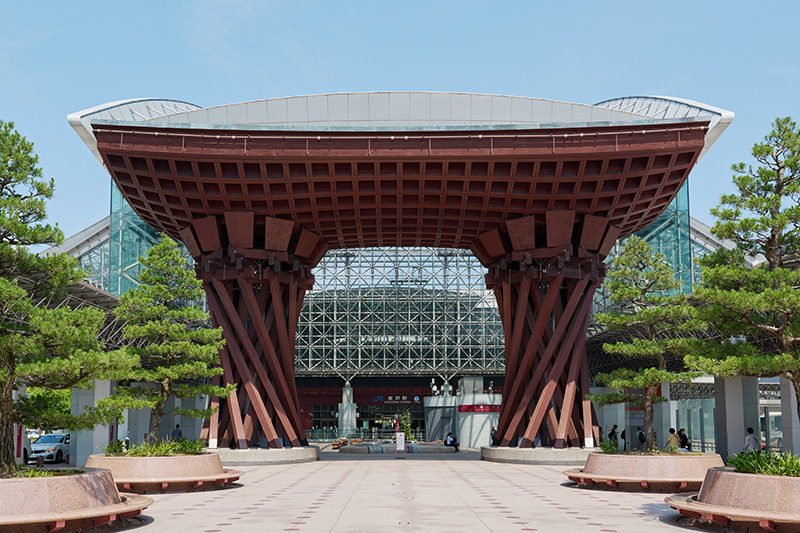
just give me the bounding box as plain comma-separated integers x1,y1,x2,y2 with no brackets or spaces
124,447,704,533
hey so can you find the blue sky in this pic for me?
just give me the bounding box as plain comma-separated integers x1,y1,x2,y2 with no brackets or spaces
1,1,798,238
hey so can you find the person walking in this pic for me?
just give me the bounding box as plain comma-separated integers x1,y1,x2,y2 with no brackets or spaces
171,424,182,441
678,428,690,451
608,425,619,449
744,427,760,452
490,426,496,445
665,428,681,450
636,427,646,451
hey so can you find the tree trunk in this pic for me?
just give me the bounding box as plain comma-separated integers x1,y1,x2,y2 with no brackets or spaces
148,396,167,445
643,386,657,451
0,364,16,476
792,377,800,438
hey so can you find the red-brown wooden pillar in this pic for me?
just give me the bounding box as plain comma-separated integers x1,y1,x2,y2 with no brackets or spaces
472,212,620,449
184,214,327,449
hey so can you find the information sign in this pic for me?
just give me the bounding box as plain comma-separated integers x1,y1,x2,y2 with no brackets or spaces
395,431,405,458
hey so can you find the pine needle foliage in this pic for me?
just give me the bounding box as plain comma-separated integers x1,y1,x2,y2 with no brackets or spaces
588,236,704,450
686,117,800,425
107,234,231,444
0,121,134,477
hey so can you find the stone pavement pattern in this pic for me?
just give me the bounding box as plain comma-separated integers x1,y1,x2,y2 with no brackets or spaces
124,449,698,533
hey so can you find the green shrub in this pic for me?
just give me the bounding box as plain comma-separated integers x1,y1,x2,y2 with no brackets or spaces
102,440,125,455
14,466,84,478
102,439,206,457
599,440,617,454
728,450,800,477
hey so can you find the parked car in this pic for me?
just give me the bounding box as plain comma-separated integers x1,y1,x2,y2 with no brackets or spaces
13,423,33,466
29,433,70,464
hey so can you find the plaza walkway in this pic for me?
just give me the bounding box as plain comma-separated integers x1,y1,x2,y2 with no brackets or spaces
127,447,700,533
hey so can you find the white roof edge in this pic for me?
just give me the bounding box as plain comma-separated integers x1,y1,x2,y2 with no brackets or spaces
40,215,110,257
690,216,761,267
67,98,200,163
189,91,655,120
70,94,731,163
650,95,734,162
594,95,734,162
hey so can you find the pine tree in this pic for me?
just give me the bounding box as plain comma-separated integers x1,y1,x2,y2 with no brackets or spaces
108,235,230,444
0,120,133,476
686,117,800,424
589,236,703,450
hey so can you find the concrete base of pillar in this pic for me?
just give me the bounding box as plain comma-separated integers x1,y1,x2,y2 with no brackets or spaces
212,446,319,466
481,446,598,465
715,377,759,460
70,380,113,467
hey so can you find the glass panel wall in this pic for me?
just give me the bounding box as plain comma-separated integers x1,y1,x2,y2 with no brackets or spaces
675,398,716,452
77,239,111,292
296,248,504,375
591,183,692,331
109,184,160,297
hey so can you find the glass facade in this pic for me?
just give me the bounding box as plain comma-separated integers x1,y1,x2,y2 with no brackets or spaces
109,184,161,297
675,398,716,452
633,184,692,294
591,183,692,332
296,248,504,376
78,240,111,292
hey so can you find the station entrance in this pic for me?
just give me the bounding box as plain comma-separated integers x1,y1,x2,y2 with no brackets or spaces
82,93,713,450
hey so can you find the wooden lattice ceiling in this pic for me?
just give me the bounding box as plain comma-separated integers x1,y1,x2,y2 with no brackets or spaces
94,121,708,251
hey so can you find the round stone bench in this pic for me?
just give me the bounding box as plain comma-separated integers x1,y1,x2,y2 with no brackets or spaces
0,468,152,532
563,452,724,492
85,453,243,494
666,466,800,530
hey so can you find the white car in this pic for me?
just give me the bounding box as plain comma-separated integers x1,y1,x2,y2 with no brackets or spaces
29,433,70,464
13,423,32,466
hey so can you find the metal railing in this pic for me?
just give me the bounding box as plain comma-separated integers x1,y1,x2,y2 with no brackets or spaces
306,428,427,442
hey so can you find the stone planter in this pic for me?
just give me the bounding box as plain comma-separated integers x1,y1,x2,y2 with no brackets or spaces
85,452,243,494
0,467,152,532
563,452,724,492
666,466,800,530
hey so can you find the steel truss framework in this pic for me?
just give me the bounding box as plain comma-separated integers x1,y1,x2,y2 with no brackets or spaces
297,247,504,377
92,120,708,448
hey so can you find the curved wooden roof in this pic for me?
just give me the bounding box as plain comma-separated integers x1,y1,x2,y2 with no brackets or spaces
93,120,707,256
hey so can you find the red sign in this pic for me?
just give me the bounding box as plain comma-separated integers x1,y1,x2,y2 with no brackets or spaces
458,405,501,413
15,425,22,458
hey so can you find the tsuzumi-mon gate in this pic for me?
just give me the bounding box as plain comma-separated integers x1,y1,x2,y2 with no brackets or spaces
71,92,731,456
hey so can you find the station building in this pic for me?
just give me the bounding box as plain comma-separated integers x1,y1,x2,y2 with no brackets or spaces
59,93,750,451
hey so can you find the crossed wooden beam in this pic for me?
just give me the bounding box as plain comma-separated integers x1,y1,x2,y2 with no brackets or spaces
184,208,618,449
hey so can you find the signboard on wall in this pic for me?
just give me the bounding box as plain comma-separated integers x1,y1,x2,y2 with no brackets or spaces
372,394,421,404
458,405,501,412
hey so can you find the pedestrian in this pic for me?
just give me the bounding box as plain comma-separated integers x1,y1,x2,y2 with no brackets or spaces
620,428,626,451
490,425,496,445
678,428,690,451
744,427,760,452
608,424,619,449
445,432,460,452
637,427,646,451
171,424,182,441
665,427,680,450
